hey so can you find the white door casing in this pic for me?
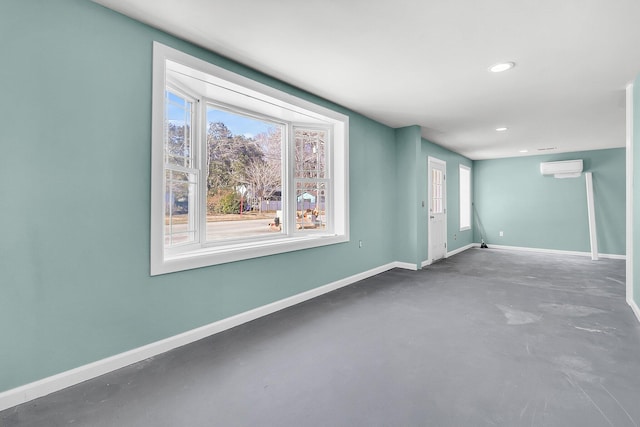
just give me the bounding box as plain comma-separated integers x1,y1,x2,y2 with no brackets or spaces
428,157,447,263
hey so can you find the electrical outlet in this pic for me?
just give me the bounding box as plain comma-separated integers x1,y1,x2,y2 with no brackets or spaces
499,231,504,237
359,240,363,248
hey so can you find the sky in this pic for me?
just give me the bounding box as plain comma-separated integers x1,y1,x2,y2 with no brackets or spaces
165,91,276,139
206,107,275,139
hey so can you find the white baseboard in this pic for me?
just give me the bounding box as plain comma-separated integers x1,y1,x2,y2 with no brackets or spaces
628,297,640,324
421,243,475,268
394,261,419,270
596,254,626,260
482,244,626,260
0,262,399,412
447,243,474,258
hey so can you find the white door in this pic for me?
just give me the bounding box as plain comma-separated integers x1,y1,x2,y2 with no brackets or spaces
428,158,447,263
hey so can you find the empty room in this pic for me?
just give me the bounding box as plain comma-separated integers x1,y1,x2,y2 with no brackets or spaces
2,0,640,426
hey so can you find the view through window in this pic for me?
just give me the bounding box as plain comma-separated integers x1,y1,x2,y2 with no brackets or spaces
151,43,349,274
203,106,283,242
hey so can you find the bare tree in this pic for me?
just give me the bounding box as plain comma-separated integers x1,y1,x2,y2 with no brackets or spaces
248,127,283,212
206,121,283,214
294,128,326,179
242,159,281,213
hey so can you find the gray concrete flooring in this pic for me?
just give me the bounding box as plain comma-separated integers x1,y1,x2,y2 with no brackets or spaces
2,248,640,426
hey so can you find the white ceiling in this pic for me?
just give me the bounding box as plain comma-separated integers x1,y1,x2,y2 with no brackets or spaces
93,0,640,160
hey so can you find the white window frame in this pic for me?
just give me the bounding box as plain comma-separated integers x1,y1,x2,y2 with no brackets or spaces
151,43,349,275
459,164,471,231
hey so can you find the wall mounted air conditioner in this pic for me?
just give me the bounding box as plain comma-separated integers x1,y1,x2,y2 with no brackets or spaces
539,159,583,178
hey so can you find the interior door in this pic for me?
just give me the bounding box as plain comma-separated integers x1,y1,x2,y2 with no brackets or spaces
428,158,447,263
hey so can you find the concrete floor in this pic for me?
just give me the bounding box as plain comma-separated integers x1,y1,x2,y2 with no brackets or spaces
2,248,640,426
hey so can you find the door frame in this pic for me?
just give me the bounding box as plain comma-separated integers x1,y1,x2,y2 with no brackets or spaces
426,156,447,266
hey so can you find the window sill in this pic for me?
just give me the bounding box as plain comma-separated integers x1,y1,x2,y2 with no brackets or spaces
459,226,471,232
151,234,348,276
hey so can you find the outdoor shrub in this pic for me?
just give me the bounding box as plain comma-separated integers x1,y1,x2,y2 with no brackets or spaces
209,189,240,214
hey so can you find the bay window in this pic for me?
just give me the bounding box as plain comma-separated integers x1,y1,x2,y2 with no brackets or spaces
151,43,349,275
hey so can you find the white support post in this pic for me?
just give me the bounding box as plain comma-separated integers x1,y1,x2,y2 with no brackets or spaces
585,172,598,261
626,83,634,308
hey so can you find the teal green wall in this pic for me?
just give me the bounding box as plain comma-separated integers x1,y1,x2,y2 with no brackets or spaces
394,126,422,268
0,0,399,392
421,140,474,262
633,76,640,306
474,149,626,255
392,132,473,267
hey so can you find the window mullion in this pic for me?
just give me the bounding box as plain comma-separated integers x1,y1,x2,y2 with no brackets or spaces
165,165,198,175
285,123,295,235
196,97,207,246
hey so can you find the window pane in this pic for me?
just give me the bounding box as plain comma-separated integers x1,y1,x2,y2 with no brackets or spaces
165,90,193,168
432,169,444,214
205,106,284,241
165,170,197,246
460,166,471,229
295,128,327,179
296,182,327,230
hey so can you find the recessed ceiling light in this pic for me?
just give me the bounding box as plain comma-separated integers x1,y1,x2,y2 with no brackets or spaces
495,127,508,132
489,62,515,73
519,149,529,153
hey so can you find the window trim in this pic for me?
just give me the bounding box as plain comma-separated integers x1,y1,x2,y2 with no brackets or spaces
459,164,471,231
151,42,349,275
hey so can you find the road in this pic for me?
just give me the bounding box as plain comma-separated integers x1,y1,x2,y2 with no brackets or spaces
166,218,278,244
206,218,277,240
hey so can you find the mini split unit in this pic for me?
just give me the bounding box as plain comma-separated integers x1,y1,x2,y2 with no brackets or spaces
540,159,583,178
